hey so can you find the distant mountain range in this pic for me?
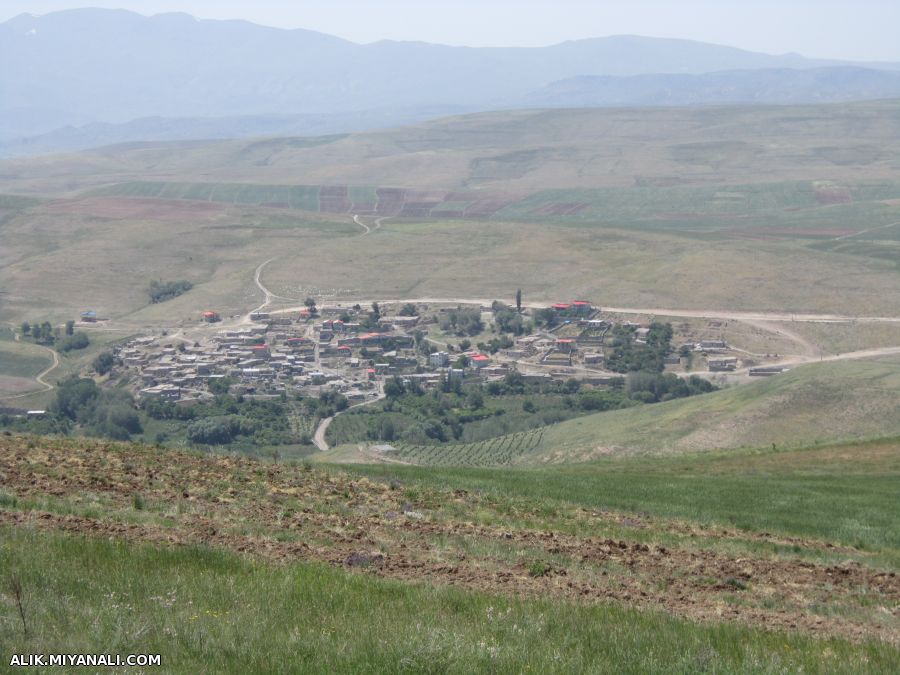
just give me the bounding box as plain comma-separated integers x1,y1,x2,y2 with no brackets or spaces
2,8,900,157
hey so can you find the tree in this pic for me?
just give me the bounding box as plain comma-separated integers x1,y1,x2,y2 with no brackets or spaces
40,322,54,343
467,389,484,410
384,376,405,399
51,377,100,420
208,376,234,396
371,302,381,321
92,352,115,375
516,289,522,313
379,418,396,442
459,339,471,352
304,297,318,316
399,303,417,317
65,320,75,336
20,321,30,336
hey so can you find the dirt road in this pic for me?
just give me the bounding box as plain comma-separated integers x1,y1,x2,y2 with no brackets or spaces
313,383,386,451
0,337,59,401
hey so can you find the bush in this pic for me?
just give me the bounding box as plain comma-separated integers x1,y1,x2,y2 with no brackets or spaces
57,332,90,353
187,415,242,444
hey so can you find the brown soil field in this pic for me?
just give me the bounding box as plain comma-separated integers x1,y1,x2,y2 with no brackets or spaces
0,435,896,644
41,196,230,221
0,375,40,396
816,187,853,205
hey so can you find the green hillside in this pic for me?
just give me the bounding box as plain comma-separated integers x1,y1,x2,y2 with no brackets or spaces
324,357,900,466
529,356,900,461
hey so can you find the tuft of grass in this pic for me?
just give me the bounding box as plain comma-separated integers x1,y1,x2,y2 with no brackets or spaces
527,561,552,578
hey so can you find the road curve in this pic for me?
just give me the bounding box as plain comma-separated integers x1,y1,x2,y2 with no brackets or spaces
312,416,334,451
312,384,386,452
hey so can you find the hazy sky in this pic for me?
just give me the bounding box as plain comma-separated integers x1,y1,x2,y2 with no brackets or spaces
3,1,899,62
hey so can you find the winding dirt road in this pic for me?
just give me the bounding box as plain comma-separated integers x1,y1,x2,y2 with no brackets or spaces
313,383,386,451
0,341,59,401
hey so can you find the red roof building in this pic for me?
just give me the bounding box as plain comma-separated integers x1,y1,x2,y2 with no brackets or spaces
471,354,491,368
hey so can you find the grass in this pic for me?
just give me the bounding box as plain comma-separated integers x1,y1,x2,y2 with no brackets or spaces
0,340,52,379
327,358,900,465
0,197,357,325
524,357,900,460
0,527,896,674
345,437,900,558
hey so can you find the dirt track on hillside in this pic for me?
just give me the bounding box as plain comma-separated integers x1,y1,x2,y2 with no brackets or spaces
1,437,896,644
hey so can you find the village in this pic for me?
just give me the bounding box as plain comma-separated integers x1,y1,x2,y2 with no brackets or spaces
105,298,789,408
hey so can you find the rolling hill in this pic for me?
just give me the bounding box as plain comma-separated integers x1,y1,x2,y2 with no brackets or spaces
527,66,900,107
2,103,900,326
4,101,900,195
321,356,900,465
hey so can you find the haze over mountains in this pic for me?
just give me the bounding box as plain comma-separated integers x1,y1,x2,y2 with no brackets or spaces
3,8,900,156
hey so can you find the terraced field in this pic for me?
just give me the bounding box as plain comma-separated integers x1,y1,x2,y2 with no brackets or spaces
391,428,547,466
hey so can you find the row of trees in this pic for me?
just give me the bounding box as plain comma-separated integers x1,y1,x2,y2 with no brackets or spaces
148,280,193,303
20,320,90,352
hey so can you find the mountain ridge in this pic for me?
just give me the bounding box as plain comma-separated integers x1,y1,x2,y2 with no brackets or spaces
3,8,900,155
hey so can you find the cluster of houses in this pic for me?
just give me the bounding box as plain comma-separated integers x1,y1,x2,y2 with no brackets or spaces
105,298,757,405
115,304,513,405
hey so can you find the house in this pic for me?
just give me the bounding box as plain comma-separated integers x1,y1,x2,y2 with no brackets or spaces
139,384,182,400
429,351,450,368
583,353,604,365
391,316,419,328
571,300,593,315
708,357,738,372
360,332,385,346
470,354,491,369
556,338,576,352
202,311,220,323
749,366,788,377
251,344,271,359
698,340,728,352
543,351,572,366
80,311,98,323
521,373,552,384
